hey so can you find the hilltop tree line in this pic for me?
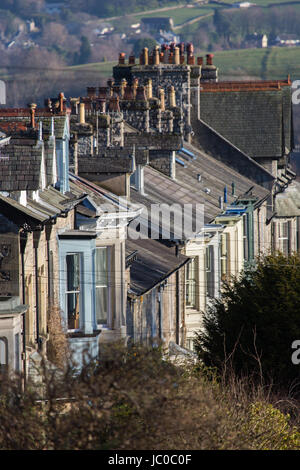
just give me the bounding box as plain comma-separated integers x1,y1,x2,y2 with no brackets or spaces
0,0,187,19
214,6,300,47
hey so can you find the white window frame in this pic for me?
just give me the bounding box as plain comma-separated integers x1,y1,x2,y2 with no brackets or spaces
186,257,197,309
65,252,81,332
95,246,111,328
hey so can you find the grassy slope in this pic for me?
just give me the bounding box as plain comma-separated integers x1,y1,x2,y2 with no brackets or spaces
212,46,300,80
128,6,216,25
65,46,300,81
2,46,300,85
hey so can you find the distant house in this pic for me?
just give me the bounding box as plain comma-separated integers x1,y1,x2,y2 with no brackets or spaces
141,17,174,33
275,34,300,46
245,33,268,49
232,2,256,7
158,31,180,45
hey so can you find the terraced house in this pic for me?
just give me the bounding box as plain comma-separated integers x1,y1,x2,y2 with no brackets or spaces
0,41,297,376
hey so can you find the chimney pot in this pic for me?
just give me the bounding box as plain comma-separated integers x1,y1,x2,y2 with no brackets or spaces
129,55,135,65
28,103,37,128
159,88,165,112
98,86,108,99
142,47,149,65
197,57,203,66
146,79,153,99
136,86,146,101
178,42,185,54
206,54,214,65
58,92,65,113
79,102,85,124
132,78,139,98
187,43,194,54
187,55,195,65
107,78,114,89
154,46,160,65
124,85,134,100
119,52,126,65
87,86,96,98
109,95,120,112
168,86,176,107
174,47,180,65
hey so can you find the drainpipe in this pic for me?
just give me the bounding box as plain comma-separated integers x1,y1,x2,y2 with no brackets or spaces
33,231,41,350
20,230,28,385
257,207,261,255
45,224,52,308
158,286,163,341
175,243,180,345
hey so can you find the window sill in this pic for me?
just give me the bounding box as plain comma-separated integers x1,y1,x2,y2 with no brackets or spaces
67,330,101,339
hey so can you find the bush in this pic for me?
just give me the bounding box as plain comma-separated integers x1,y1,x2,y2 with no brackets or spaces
194,253,300,391
1,344,300,450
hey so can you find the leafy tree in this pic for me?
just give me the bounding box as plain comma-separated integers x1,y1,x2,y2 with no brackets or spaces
132,37,158,57
194,253,300,390
75,35,91,65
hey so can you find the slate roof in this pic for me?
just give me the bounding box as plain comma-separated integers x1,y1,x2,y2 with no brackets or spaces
126,234,189,297
0,143,43,191
200,82,292,159
0,181,85,226
175,142,270,221
130,143,270,230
